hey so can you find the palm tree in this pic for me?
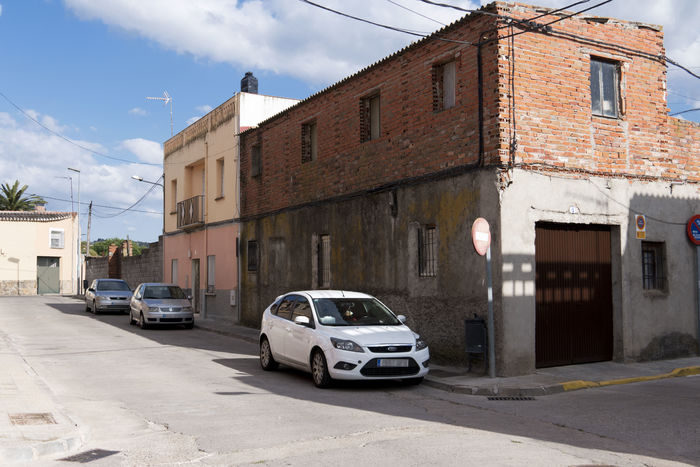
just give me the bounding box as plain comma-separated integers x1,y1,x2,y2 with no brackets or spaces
0,180,46,211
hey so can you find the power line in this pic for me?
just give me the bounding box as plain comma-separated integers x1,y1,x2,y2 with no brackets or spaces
33,192,162,216
670,107,700,117
386,0,445,26
0,90,162,167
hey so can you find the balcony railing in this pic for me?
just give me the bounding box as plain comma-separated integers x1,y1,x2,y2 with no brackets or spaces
177,195,204,229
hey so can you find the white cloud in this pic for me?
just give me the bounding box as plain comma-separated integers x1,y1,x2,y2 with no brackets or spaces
0,5,3,17
120,138,162,164
185,116,201,126
129,107,148,116
196,105,213,114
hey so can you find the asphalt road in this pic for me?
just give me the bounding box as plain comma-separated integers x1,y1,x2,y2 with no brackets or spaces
1,296,698,466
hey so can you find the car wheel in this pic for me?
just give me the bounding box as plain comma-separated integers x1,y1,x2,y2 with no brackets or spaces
402,377,424,386
311,349,332,388
139,312,148,330
92,300,98,314
259,337,278,371
129,311,136,325
85,302,90,312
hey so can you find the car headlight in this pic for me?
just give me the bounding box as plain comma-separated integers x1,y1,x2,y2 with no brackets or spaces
147,305,161,312
415,334,428,351
331,337,365,353
182,306,193,312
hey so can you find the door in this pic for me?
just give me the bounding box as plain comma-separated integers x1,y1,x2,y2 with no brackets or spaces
287,296,315,366
535,223,613,368
37,257,60,294
191,259,200,313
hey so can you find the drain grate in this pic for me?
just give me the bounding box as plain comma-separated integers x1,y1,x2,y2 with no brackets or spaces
8,412,56,425
60,449,120,463
487,396,536,401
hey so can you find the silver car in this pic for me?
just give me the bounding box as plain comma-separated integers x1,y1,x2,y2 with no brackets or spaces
85,279,132,314
129,283,194,329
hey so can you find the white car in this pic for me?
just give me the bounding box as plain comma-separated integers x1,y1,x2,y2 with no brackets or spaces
259,290,429,388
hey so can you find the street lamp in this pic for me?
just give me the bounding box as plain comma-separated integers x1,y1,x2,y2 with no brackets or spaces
132,174,165,237
68,167,81,295
131,174,164,187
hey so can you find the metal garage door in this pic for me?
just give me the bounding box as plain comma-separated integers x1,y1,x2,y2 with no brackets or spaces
535,223,613,368
37,256,60,294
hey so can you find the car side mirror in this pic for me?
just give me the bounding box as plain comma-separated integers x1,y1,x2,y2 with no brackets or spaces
294,315,311,327
187,295,192,301
87,288,94,292
397,314,407,324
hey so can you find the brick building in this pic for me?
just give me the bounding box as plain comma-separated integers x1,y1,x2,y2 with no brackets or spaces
238,2,699,375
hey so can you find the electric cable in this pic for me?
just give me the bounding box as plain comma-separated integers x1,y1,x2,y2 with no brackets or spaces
386,0,445,25
32,194,162,215
670,108,700,117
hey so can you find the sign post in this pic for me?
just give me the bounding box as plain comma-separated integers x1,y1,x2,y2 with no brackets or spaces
471,218,495,378
687,215,700,349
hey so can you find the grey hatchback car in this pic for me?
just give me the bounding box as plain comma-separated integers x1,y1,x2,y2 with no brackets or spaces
129,283,194,329
85,279,132,314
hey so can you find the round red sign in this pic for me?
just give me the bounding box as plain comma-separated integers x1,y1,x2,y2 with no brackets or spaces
688,214,700,246
471,217,491,256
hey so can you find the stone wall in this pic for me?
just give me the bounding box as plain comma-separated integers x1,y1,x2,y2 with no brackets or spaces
85,237,162,290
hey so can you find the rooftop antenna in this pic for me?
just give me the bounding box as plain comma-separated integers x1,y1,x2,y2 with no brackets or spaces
146,91,173,136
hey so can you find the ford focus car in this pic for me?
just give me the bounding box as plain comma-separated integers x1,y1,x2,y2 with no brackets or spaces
85,278,132,314
129,283,194,329
259,290,429,388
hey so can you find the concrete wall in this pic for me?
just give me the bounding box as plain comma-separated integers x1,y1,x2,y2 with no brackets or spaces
240,170,501,365
84,238,162,291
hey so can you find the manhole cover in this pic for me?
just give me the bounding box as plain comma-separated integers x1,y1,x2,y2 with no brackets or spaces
487,396,536,401
8,412,56,425
60,449,120,463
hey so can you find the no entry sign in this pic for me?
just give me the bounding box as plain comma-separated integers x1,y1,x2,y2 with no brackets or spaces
471,218,491,256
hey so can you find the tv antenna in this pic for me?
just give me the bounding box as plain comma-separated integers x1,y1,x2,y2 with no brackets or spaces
146,91,173,136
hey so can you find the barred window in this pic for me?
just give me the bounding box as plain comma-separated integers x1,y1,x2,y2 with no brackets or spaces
247,240,258,272
301,120,317,163
360,94,380,142
418,225,437,277
642,241,666,290
432,60,456,111
318,235,331,288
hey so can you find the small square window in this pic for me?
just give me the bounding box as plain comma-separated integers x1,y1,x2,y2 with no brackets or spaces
590,58,620,118
418,225,437,277
642,241,665,291
301,121,317,163
360,94,380,142
251,144,262,177
433,60,456,111
49,229,65,249
247,240,258,271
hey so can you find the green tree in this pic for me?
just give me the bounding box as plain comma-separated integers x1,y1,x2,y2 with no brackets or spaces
90,238,143,256
0,180,46,211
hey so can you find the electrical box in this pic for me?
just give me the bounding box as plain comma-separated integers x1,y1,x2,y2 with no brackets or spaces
230,289,237,306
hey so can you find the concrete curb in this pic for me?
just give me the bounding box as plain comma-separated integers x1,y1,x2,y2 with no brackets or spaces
425,365,700,397
0,424,90,464
194,322,258,344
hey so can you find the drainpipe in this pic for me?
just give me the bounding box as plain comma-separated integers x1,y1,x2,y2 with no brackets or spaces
477,39,484,167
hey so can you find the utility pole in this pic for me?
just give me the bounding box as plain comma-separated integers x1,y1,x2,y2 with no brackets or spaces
86,201,92,257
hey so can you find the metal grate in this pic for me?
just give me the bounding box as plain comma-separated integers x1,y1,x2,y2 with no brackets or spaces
487,396,535,401
418,225,437,277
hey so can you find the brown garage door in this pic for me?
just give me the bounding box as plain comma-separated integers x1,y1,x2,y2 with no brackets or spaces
535,223,613,368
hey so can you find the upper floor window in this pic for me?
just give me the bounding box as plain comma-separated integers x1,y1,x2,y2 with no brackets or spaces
247,240,258,271
49,229,65,249
170,179,177,213
642,241,666,291
433,60,456,111
590,58,620,118
360,94,380,142
216,158,225,198
251,144,262,177
301,120,318,163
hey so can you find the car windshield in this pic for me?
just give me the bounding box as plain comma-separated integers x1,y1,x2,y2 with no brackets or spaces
312,298,401,326
143,286,186,300
96,281,130,291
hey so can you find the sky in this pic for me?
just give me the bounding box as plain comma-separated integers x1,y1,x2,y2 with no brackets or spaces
1,0,698,243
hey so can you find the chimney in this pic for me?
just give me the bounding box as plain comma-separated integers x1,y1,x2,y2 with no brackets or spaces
241,72,258,94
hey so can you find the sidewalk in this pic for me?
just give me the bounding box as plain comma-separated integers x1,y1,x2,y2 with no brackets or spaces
195,317,700,396
0,333,88,463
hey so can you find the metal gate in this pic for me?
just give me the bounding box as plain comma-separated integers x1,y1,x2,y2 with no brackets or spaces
535,223,613,368
37,257,60,294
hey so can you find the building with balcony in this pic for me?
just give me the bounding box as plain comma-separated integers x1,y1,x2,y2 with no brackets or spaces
163,74,298,322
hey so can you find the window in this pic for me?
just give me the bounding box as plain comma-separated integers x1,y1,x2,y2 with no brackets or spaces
251,144,261,177
291,296,313,325
433,60,456,111
207,255,215,292
642,241,666,291
216,158,225,198
590,58,620,118
247,240,258,271
276,296,295,320
360,94,380,142
418,225,437,277
318,234,331,288
49,229,64,249
301,120,318,163
170,179,177,213
171,259,178,284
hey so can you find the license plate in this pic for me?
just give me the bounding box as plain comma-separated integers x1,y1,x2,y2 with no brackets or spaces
377,358,409,367
162,314,168,318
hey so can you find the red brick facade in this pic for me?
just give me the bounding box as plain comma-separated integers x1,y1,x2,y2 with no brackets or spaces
240,2,698,217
